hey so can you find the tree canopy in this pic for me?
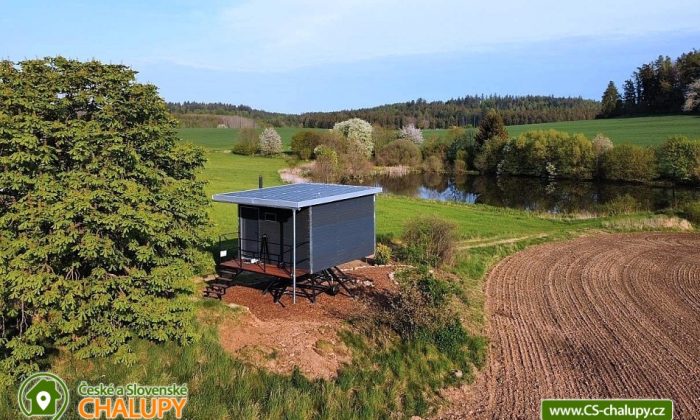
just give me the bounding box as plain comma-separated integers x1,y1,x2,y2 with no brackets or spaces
474,109,508,148
0,57,209,384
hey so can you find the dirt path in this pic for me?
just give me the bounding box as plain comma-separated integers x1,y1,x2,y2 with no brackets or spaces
456,233,549,250
439,233,700,419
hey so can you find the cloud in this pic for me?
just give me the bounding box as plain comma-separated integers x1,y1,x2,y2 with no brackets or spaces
171,0,700,72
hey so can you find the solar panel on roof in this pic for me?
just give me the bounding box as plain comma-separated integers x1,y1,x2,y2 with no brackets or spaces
212,183,382,209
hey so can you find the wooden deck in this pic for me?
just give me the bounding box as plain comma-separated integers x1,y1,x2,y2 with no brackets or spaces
219,259,308,280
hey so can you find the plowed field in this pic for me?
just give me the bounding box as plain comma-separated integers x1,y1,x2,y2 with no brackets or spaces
441,233,700,419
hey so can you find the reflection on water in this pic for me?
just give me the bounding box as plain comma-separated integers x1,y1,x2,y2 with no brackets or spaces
357,173,700,213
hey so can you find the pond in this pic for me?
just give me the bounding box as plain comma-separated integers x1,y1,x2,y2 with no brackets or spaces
356,172,700,213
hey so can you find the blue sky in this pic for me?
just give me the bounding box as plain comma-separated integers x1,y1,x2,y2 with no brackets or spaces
3,0,699,113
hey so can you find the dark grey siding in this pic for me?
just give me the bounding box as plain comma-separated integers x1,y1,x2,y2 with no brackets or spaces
310,195,375,272
283,207,310,271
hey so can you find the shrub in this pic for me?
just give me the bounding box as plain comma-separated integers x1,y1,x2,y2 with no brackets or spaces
316,130,348,154
453,159,467,174
372,124,398,154
291,130,322,160
656,136,700,183
374,243,392,265
258,127,283,155
311,145,339,183
683,200,700,224
401,216,457,266
381,268,454,339
332,118,374,158
601,194,642,215
233,127,259,155
338,151,374,182
398,124,424,144
592,134,614,177
421,135,451,160
422,155,445,173
446,127,476,163
602,144,657,182
474,136,508,174
498,130,595,179
375,139,422,167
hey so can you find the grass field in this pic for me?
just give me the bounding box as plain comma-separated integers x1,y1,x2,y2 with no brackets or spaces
426,115,700,146
177,127,326,151
179,115,700,152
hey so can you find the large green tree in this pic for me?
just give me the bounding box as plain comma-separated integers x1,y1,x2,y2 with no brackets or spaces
0,57,209,384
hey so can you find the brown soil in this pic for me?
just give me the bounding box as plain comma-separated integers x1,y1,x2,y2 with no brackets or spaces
215,264,398,379
438,233,700,419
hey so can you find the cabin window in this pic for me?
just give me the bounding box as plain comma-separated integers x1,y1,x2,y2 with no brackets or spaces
264,212,277,222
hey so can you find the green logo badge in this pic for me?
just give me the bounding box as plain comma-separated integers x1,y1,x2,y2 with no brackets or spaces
17,372,69,419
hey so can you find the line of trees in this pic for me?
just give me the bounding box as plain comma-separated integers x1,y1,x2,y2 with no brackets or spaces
598,49,700,118
169,95,601,129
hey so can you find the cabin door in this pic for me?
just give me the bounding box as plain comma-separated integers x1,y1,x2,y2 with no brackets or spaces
259,211,282,265
239,206,259,259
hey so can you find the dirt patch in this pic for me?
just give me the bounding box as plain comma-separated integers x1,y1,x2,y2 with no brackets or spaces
437,233,700,419
215,265,398,379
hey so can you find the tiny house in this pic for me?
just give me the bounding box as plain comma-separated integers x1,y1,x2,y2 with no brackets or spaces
212,183,382,302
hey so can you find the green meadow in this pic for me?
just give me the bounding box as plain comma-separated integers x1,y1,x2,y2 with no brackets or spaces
180,115,700,154
426,115,700,146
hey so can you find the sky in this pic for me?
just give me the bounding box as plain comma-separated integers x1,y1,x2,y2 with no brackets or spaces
2,0,699,113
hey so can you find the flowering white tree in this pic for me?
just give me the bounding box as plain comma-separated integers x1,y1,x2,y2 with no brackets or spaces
259,127,282,155
332,118,373,158
683,79,700,113
398,124,424,145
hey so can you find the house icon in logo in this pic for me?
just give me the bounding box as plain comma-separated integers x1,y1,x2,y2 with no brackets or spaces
24,378,60,416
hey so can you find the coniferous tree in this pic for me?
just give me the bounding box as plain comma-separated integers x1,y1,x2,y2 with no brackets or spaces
599,81,622,118
0,58,209,383
475,109,509,148
622,79,637,114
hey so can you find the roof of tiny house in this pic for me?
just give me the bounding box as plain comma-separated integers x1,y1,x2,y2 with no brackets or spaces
212,183,382,210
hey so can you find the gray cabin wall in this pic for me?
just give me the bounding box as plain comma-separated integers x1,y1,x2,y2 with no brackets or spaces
310,195,375,272
282,207,310,271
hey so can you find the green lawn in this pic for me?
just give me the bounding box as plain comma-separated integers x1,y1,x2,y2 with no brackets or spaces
426,115,700,146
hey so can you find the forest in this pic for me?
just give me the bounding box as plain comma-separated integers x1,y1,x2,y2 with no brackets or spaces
168,95,601,129
598,49,700,117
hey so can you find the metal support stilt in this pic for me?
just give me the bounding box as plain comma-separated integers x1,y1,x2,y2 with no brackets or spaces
292,209,297,304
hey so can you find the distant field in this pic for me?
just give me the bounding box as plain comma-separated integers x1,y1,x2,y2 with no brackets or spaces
177,127,325,151
507,115,700,146
178,115,700,151
426,115,700,146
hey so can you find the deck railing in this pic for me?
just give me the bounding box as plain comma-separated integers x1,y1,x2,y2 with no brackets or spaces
216,232,293,275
